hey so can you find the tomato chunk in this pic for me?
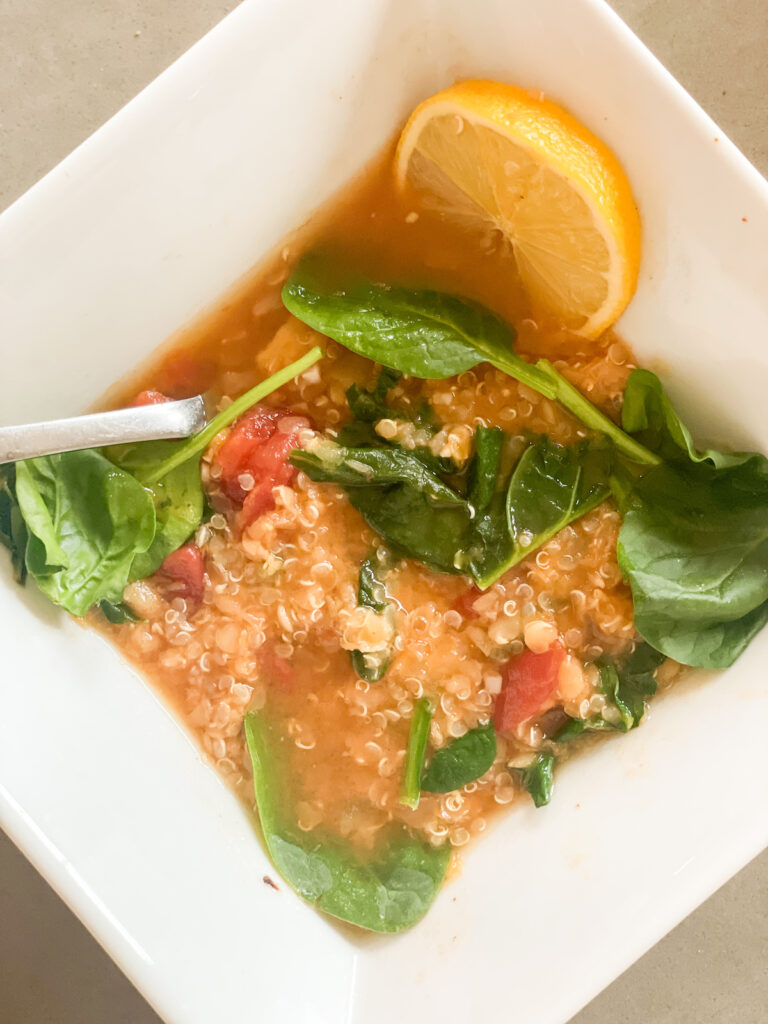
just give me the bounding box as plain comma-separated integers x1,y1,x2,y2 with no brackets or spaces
130,390,171,407
215,406,310,526
158,544,206,611
494,642,566,732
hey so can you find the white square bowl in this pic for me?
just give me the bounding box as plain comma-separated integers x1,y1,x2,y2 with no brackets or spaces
2,2,768,1022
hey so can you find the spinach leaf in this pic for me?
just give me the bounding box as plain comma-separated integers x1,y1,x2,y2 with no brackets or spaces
244,711,449,932
622,368,754,469
283,266,659,467
601,642,666,728
99,600,142,624
336,423,451,479
421,722,497,793
294,429,610,588
348,484,473,575
283,265,526,379
358,554,389,612
555,642,665,739
469,436,610,588
291,437,475,574
344,368,448,481
107,439,203,580
616,459,768,667
400,698,433,809
466,425,504,513
346,367,403,423
349,553,396,682
616,368,768,668
15,450,156,616
0,465,28,583
290,442,465,506
552,717,610,741
516,752,555,808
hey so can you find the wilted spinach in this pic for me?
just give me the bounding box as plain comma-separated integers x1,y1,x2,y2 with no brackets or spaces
107,439,204,581
421,721,497,793
516,752,555,808
555,642,665,739
350,484,473,575
400,698,433,809
99,600,142,624
616,369,768,668
290,442,465,506
15,450,156,617
349,553,396,682
466,425,505,514
0,465,27,583
469,435,611,588
291,433,475,574
282,264,659,466
346,367,403,423
244,711,449,932
621,368,755,469
340,368,450,477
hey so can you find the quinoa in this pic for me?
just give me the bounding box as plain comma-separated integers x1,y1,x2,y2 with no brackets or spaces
99,151,675,857
102,317,641,853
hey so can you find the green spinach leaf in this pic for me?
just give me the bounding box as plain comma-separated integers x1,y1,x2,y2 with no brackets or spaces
348,484,473,575
516,752,555,808
421,721,497,793
469,436,610,588
601,642,666,729
244,711,449,932
622,368,755,469
290,442,465,506
346,367,403,423
349,553,396,682
107,439,204,580
616,368,768,668
616,459,768,667
0,465,28,583
466,425,504,514
291,437,475,574
555,642,665,739
15,450,156,616
99,599,142,624
400,698,433,809
283,265,659,466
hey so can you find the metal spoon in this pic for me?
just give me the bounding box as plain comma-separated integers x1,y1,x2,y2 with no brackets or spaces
0,397,207,466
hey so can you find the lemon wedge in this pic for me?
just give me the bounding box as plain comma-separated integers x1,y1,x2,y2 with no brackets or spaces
395,80,641,337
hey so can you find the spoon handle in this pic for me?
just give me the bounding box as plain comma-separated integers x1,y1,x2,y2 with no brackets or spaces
0,397,207,465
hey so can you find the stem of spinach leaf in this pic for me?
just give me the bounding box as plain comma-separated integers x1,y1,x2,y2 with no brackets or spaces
488,352,661,468
535,359,661,466
143,347,323,485
400,697,433,809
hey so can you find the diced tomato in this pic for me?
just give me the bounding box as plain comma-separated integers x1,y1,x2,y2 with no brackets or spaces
215,406,311,526
158,544,206,611
259,644,295,692
494,642,566,733
130,390,171,407
454,584,483,619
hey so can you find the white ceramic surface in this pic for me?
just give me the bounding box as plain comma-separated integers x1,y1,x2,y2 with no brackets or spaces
1,1,767,1023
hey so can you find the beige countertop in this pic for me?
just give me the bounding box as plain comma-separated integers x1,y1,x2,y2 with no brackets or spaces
1,1,767,1021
